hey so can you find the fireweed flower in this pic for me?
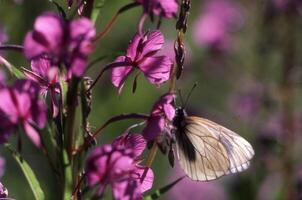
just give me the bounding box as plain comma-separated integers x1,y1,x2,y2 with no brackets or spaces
136,0,178,18
111,30,172,93
0,80,47,147
0,25,8,63
85,136,154,200
142,93,175,141
272,0,302,12
24,58,60,117
193,0,244,51
167,164,226,200
228,81,265,121
23,12,96,77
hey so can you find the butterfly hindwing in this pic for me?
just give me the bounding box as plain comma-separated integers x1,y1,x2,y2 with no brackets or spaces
175,116,255,181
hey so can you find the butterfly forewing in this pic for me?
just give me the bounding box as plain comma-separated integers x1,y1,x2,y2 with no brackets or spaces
175,116,255,181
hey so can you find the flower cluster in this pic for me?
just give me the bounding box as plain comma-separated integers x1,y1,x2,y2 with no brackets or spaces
24,12,96,77
136,0,178,18
193,0,244,51
143,93,175,141
86,134,153,199
0,0,184,199
0,79,47,147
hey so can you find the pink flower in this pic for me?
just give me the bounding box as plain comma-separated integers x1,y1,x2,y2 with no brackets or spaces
111,31,172,93
143,93,175,141
193,0,244,51
272,0,302,12
167,163,227,200
0,80,47,147
23,12,96,77
0,24,8,62
24,58,60,117
86,135,154,200
136,0,178,18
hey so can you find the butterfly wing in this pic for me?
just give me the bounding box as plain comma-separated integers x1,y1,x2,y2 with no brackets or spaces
175,116,254,181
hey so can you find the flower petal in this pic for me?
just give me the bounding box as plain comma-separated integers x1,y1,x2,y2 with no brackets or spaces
23,122,41,148
31,58,51,77
142,116,165,141
139,56,172,85
113,134,146,157
126,33,142,60
134,166,154,193
140,31,164,58
111,56,133,93
113,179,142,200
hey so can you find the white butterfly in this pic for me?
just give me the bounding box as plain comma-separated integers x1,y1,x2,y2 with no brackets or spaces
173,108,255,181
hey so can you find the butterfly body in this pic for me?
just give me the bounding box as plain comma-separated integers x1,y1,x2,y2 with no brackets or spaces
173,108,255,181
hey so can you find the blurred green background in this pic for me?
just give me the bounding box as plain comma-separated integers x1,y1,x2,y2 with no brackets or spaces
1,0,302,199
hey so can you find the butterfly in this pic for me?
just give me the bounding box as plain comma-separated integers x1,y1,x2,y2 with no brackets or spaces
172,107,255,181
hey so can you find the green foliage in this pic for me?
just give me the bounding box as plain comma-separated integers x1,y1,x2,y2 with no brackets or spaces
5,145,45,200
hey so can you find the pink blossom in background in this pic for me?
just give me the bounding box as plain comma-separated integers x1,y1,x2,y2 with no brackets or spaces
0,25,8,63
86,134,153,200
23,12,96,77
167,163,227,200
143,93,175,141
161,40,191,68
0,80,47,147
0,25,7,45
193,0,244,51
24,58,61,117
111,30,172,93
136,0,178,18
272,0,302,12
257,173,281,200
0,157,5,178
228,81,265,121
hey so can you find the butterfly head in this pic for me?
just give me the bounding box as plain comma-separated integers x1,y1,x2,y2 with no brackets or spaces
173,107,187,128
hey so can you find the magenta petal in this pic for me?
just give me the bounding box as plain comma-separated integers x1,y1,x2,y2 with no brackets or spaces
70,57,87,77
143,116,165,141
139,56,172,85
126,33,142,60
69,18,95,42
113,179,141,200
31,58,51,77
113,134,146,157
140,31,164,57
163,104,175,121
126,134,146,157
69,18,96,56
33,12,63,50
135,166,154,193
156,0,178,18
0,89,18,123
31,100,47,128
23,122,41,148
23,32,48,59
111,56,133,93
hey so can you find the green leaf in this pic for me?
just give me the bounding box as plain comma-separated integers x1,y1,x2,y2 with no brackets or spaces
11,66,24,78
143,177,185,200
49,0,67,18
0,57,24,78
92,0,107,24
63,150,73,200
5,145,45,200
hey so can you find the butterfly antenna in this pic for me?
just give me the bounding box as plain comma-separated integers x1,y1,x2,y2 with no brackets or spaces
178,89,185,107
184,82,198,109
